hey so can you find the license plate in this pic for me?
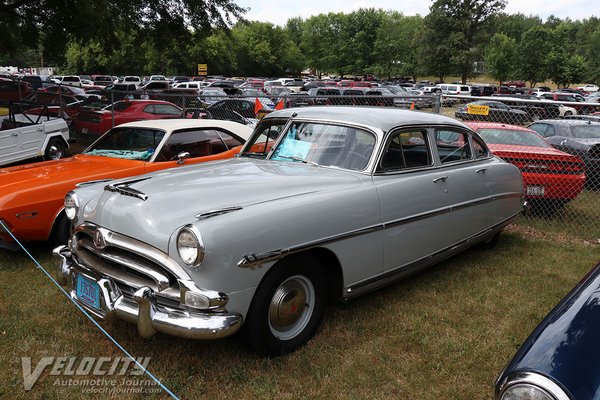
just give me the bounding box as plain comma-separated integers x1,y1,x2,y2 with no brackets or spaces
81,128,88,134
76,274,101,310
526,185,545,196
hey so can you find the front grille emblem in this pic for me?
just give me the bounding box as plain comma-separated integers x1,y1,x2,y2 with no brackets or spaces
94,229,107,249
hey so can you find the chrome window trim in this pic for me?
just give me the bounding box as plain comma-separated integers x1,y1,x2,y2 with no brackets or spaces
237,192,522,270
495,371,571,400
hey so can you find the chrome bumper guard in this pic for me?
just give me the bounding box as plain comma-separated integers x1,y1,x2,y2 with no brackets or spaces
53,245,243,340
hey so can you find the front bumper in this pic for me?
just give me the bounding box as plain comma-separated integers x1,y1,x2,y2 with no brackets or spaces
53,245,243,340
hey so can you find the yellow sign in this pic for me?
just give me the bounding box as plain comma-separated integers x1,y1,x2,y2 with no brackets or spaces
197,64,208,76
467,104,489,116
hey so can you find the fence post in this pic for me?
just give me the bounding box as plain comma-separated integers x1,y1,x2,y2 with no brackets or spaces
111,91,115,129
434,92,442,114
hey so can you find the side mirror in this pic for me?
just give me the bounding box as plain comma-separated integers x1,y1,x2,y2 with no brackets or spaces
176,151,190,164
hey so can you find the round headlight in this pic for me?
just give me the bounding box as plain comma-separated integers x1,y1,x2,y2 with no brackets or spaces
177,226,204,267
64,191,79,222
501,384,556,400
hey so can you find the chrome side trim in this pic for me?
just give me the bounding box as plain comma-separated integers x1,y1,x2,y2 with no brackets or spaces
384,192,522,229
237,224,383,269
104,177,151,201
237,192,522,269
345,213,519,298
195,206,243,220
495,372,571,400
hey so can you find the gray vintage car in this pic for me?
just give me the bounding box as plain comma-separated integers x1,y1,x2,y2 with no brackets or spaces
54,107,525,355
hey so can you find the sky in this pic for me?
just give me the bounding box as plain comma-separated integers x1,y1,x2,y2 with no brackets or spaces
235,0,599,26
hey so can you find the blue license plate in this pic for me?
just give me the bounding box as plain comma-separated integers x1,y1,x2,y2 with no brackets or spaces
76,274,101,310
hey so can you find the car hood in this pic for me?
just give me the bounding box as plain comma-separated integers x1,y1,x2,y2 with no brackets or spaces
0,155,145,207
84,158,366,249
498,263,600,399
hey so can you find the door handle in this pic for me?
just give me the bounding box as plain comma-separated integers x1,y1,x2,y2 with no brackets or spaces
433,176,448,183
11,133,18,137
476,168,487,174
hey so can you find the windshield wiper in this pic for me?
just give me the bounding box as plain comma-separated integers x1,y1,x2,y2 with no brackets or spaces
241,152,268,158
277,155,319,167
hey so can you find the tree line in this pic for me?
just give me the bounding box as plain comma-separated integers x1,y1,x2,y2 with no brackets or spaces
1,0,599,87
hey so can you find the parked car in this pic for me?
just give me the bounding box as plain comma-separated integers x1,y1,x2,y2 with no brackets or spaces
20,75,44,90
0,119,252,245
208,98,273,119
466,122,585,210
435,83,471,96
0,105,70,165
528,119,600,187
577,83,599,93
122,76,142,86
0,78,32,101
92,75,115,87
74,99,183,136
456,101,531,124
306,87,341,105
495,261,600,400
53,106,525,356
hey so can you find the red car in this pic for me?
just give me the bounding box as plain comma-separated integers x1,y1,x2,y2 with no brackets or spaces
0,78,32,101
74,99,183,135
466,122,585,210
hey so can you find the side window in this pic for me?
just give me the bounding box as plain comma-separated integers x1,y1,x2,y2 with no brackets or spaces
154,104,181,115
155,129,226,161
435,129,472,164
216,130,244,149
472,136,489,159
380,130,431,171
529,123,553,137
143,105,155,114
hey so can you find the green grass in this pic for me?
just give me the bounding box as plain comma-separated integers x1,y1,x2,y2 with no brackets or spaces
0,231,598,399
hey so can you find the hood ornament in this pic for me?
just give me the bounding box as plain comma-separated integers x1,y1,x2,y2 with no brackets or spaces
104,177,151,201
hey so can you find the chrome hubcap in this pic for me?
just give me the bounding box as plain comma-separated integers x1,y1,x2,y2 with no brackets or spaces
268,275,315,340
48,145,62,160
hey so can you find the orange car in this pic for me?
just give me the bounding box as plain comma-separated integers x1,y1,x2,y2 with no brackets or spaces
0,119,253,245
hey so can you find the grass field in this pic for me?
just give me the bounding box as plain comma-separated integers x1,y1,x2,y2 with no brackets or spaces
0,227,598,399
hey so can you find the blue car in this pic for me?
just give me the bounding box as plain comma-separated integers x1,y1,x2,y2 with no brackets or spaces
495,262,600,400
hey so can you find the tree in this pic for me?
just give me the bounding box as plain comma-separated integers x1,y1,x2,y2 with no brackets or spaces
0,0,247,65
422,0,507,83
516,25,554,87
485,33,517,85
372,13,423,80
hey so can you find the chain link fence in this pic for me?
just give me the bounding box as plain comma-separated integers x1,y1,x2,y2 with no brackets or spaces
2,83,599,241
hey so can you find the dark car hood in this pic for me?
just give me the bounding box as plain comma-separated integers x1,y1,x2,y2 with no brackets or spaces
498,263,600,399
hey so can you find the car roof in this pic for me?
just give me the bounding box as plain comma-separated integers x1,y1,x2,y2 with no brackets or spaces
116,119,253,139
532,119,600,126
264,106,470,132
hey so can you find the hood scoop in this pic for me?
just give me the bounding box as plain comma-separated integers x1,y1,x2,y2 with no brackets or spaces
104,177,151,201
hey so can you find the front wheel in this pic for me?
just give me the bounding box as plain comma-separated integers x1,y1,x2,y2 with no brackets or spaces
243,255,327,356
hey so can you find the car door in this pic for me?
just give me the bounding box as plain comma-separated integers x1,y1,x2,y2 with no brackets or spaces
374,128,454,273
374,127,506,273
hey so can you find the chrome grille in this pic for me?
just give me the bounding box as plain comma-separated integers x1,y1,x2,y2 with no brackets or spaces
71,223,186,303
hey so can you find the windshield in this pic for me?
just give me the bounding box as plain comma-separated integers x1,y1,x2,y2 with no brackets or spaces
85,127,166,160
240,119,287,158
477,128,552,148
571,125,600,139
270,122,376,171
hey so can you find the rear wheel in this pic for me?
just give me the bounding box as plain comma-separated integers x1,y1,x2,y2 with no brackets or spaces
243,255,327,356
45,138,66,160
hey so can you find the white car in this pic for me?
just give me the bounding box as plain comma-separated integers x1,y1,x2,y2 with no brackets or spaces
0,110,69,165
577,84,599,93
